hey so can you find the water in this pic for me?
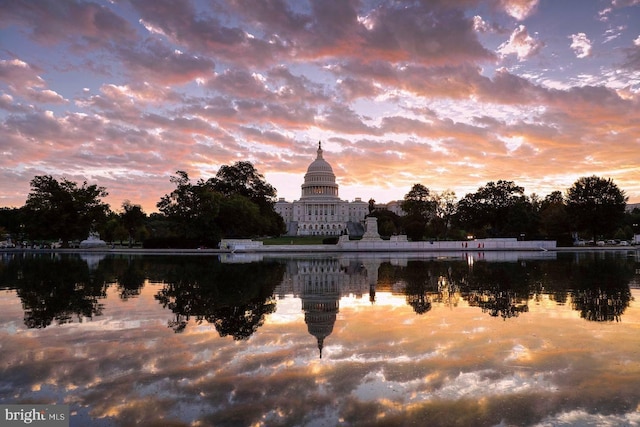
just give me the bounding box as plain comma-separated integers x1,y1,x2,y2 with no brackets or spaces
1,250,639,426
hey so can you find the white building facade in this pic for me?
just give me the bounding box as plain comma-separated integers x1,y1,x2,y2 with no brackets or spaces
275,142,368,236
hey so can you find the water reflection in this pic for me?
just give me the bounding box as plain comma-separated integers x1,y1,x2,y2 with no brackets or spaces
0,251,637,332
152,257,285,337
0,250,639,426
281,258,369,357
0,253,107,328
567,253,634,322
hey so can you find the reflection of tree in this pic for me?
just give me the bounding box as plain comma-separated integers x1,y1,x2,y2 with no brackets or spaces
154,257,284,338
467,290,529,319
571,288,630,322
461,261,533,320
0,254,107,328
379,260,467,315
207,298,277,340
566,253,633,322
99,256,146,300
402,261,442,315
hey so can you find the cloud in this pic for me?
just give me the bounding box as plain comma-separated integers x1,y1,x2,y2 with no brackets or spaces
25,89,67,104
129,0,281,67
116,40,215,85
473,15,490,33
131,0,495,68
599,0,640,21
498,25,544,61
569,33,593,58
621,36,640,70
498,0,540,20
0,59,69,104
0,59,44,88
603,25,626,43
612,0,640,6
358,2,495,66
0,0,639,209
0,0,136,48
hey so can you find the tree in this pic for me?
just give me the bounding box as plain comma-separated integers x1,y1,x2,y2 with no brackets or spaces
538,191,571,242
216,195,262,238
401,184,437,240
432,190,457,238
454,180,526,237
120,200,146,247
23,175,110,246
209,161,285,237
156,165,284,245
209,161,277,205
402,184,436,219
157,171,221,241
0,207,22,239
566,176,627,242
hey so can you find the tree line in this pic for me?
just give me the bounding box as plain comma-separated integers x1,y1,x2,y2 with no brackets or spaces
0,161,284,248
0,163,637,247
371,176,635,244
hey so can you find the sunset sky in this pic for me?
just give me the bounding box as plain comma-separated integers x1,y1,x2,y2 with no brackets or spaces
1,0,639,213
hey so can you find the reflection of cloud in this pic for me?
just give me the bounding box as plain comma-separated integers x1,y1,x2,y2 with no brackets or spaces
505,343,532,362
539,409,640,426
1,269,640,426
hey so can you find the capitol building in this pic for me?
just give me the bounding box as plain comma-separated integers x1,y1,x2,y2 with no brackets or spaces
275,142,369,236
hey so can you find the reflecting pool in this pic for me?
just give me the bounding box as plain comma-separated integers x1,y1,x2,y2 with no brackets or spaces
1,250,639,426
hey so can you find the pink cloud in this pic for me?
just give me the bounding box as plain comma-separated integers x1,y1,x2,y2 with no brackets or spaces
498,0,540,20
356,2,495,66
0,58,69,104
130,0,282,67
0,59,44,89
0,0,136,48
498,25,544,61
569,33,593,58
621,36,640,70
116,40,215,85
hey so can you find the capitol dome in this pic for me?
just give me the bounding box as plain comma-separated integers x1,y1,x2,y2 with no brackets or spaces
306,146,334,174
301,142,339,199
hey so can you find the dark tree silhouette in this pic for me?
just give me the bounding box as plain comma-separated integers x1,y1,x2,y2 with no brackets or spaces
154,257,285,336
2,254,107,328
22,175,110,246
566,176,627,242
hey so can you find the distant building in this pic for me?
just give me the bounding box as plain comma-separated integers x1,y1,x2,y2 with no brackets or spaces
374,200,406,217
275,142,368,236
626,202,640,212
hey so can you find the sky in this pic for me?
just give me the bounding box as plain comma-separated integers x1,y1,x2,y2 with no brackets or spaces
1,0,639,213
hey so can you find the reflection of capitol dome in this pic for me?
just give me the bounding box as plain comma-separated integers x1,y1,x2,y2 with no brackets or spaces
299,259,342,358
277,258,378,358
303,295,338,359
273,258,379,358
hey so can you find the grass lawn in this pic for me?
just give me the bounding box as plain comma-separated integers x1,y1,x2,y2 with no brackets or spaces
259,236,332,245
